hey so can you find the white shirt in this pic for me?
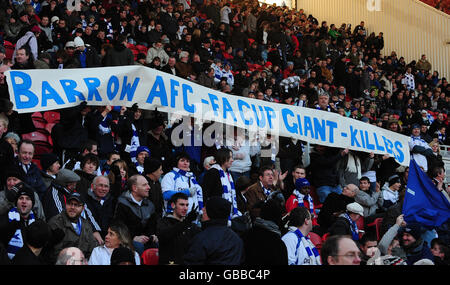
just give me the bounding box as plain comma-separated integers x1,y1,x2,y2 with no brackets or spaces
88,245,141,265
282,228,319,265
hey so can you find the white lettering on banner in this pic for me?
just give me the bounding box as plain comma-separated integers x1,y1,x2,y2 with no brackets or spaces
5,66,410,166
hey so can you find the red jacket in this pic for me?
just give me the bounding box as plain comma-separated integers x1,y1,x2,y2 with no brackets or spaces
285,194,319,226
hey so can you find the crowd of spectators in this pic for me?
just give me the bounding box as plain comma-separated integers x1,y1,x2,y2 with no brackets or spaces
0,0,449,266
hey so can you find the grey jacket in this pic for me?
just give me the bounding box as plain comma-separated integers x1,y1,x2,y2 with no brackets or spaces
354,190,383,217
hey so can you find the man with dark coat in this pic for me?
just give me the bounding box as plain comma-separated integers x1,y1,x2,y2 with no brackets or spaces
114,174,158,255
156,192,201,264
104,35,134,66
183,197,244,265
15,140,47,200
315,184,358,236
243,199,288,265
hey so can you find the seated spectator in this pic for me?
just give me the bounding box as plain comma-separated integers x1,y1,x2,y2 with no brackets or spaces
114,174,158,255
88,220,140,265
321,235,362,265
380,174,401,212
329,202,365,242
47,193,99,263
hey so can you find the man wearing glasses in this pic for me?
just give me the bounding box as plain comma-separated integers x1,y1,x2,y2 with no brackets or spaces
321,235,362,265
48,192,98,264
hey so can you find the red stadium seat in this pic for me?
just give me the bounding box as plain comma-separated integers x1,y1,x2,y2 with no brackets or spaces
367,218,383,241
31,112,47,130
308,232,323,253
43,111,60,124
141,248,159,265
22,130,50,144
322,232,330,242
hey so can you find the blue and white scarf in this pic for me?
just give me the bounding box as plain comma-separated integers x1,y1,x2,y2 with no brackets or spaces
172,168,204,210
129,124,142,173
7,207,35,259
293,190,314,214
261,182,272,197
343,212,359,241
292,228,321,265
211,164,240,218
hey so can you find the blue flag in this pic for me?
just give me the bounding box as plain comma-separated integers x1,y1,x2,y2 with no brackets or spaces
403,159,450,228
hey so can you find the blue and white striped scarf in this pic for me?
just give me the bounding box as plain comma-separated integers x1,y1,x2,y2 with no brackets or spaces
210,164,240,218
7,207,35,259
343,212,359,241
129,124,142,173
292,228,321,265
293,190,314,214
172,168,204,210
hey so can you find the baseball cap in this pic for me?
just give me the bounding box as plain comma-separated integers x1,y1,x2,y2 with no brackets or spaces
67,192,85,205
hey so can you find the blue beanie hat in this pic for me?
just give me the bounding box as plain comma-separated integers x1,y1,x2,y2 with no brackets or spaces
295,178,310,190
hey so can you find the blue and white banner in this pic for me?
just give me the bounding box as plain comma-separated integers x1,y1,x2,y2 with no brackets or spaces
6,66,410,166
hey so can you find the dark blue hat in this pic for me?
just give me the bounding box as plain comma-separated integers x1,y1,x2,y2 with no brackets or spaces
295,178,310,190
136,146,150,155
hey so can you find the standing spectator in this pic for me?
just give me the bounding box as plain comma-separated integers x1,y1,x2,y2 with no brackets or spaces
416,54,431,73
156,192,201,265
285,178,318,226
146,41,170,66
309,145,348,203
380,174,402,212
0,168,45,220
73,36,100,68
14,140,47,200
202,148,241,219
161,152,203,215
39,152,61,190
143,158,165,219
47,192,99,263
183,196,244,265
282,206,321,265
11,219,51,265
104,34,134,66
244,199,288,265
0,115,15,186
84,176,115,238
0,183,36,260
114,174,158,255
74,153,100,196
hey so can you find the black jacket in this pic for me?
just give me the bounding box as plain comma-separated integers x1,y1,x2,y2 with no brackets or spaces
156,215,201,265
242,220,288,265
84,190,115,238
317,193,354,232
309,149,342,188
183,219,244,265
114,191,157,239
